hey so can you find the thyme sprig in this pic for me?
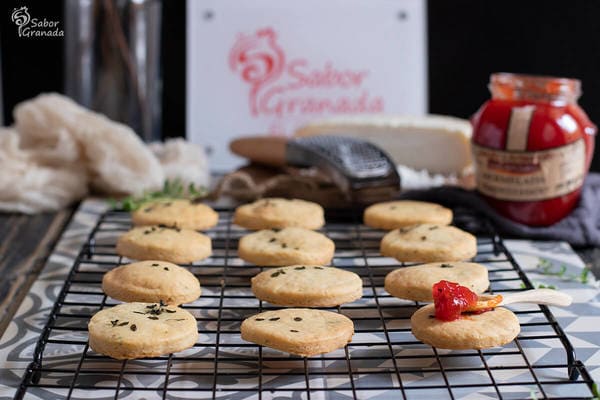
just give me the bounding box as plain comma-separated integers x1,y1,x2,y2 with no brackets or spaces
108,179,209,211
520,282,557,290
536,258,591,284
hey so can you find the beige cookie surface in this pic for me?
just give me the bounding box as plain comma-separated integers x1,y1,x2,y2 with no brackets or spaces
88,302,198,359
252,265,362,307
234,198,325,230
116,225,212,264
364,200,453,230
131,199,219,230
385,262,489,302
102,260,201,305
411,304,520,350
238,227,335,266
380,224,477,262
241,308,354,356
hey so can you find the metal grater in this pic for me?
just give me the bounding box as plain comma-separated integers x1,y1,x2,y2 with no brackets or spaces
286,135,401,201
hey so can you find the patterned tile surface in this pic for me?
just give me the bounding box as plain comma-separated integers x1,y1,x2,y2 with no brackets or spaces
1,200,599,399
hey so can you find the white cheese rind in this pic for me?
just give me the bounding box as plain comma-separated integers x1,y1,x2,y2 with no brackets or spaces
294,114,473,176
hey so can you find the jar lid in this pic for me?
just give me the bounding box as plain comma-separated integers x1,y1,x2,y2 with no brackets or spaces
490,73,581,103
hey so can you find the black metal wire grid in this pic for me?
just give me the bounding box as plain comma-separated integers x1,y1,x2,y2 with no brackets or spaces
14,206,596,400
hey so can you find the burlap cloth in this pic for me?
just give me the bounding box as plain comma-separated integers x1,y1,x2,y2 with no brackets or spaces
215,164,348,207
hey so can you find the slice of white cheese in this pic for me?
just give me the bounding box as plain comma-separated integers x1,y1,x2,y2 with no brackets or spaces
294,114,473,176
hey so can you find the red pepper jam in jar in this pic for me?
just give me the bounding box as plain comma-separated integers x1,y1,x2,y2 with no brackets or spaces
471,73,596,226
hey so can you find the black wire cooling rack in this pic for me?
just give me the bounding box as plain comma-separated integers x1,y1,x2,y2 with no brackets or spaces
15,206,595,400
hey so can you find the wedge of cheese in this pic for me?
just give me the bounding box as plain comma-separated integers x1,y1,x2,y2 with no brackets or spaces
294,114,473,176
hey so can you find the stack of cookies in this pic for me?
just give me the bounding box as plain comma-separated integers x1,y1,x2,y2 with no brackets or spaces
88,199,219,359
234,198,360,357
365,200,520,350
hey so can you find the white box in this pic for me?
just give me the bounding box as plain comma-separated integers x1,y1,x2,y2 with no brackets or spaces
187,0,427,170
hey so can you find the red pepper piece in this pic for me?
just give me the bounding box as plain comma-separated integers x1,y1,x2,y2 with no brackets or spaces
432,280,479,321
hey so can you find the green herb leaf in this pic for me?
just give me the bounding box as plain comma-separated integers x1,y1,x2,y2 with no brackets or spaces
536,258,594,285
581,267,591,284
538,283,557,290
108,178,209,211
528,281,557,290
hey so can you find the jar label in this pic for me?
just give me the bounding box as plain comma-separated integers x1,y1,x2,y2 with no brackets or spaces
473,139,586,201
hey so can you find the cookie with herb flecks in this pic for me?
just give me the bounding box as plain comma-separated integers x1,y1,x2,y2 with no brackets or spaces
240,308,354,356
252,265,362,307
88,302,198,359
364,200,453,230
131,199,219,231
116,225,212,264
102,260,201,305
411,304,520,350
238,227,334,266
380,224,476,263
234,198,325,230
385,262,489,302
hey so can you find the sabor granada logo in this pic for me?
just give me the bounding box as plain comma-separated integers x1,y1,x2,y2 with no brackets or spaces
229,28,384,119
11,6,64,38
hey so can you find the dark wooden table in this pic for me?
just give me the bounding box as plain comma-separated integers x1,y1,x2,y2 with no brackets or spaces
0,208,75,335
1,206,599,339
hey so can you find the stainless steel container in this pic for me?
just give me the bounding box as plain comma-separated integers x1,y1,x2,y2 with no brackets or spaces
64,0,162,141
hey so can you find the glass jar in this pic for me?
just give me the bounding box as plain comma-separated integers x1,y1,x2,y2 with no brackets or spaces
471,73,596,226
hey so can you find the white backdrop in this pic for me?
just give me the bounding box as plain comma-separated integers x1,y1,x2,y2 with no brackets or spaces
187,0,427,170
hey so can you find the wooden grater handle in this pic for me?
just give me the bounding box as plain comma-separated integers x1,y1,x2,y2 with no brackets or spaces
229,136,289,167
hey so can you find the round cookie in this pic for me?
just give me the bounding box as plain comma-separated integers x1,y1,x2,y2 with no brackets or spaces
385,262,489,302
131,199,219,230
241,308,354,356
380,224,477,262
411,304,520,350
234,198,325,230
238,227,335,266
252,265,363,307
88,302,198,359
102,260,201,305
116,225,212,264
364,200,453,230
